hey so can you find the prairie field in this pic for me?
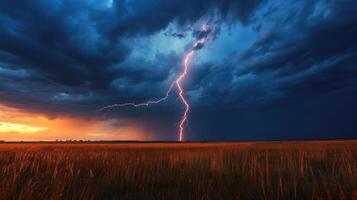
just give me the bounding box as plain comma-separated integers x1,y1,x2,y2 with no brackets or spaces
0,141,356,200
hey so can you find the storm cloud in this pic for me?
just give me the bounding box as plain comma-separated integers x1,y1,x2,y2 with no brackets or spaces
0,0,356,140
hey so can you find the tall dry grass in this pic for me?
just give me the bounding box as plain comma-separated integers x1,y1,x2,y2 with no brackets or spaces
0,141,356,200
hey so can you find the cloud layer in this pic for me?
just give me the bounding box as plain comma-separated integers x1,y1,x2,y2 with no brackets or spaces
0,0,356,140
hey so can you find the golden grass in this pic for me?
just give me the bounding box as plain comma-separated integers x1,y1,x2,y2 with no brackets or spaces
0,141,356,200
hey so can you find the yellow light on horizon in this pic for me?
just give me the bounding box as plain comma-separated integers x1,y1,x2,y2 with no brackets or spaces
0,121,45,134
0,104,149,141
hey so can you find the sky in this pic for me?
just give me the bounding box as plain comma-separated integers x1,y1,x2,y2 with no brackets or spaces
0,0,356,141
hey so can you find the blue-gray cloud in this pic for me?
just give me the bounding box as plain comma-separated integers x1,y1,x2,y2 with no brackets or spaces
0,0,356,140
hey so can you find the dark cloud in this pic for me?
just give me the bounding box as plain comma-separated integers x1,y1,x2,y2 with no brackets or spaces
0,0,129,89
182,0,357,139
0,0,262,106
230,0,357,101
164,32,186,39
0,0,262,89
0,0,356,140
108,0,264,37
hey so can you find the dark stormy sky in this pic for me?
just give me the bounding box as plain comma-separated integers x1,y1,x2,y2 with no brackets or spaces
0,0,356,141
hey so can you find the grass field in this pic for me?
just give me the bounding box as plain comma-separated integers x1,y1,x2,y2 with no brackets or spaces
0,141,356,199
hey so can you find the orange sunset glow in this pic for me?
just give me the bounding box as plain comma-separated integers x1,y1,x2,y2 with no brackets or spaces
0,104,147,141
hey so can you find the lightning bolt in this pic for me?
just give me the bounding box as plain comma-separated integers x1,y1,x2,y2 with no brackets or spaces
176,37,206,141
99,24,210,141
97,82,175,111
176,50,193,141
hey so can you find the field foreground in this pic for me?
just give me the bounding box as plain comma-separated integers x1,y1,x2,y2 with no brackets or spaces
0,141,356,200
